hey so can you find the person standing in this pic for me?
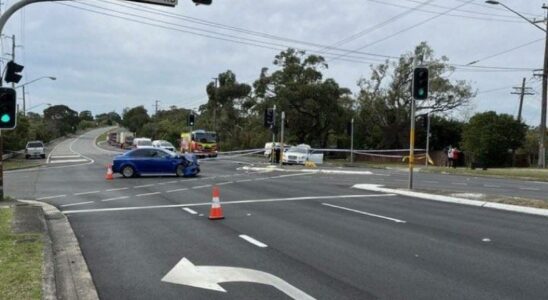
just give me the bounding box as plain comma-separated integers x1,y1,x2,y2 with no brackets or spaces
447,145,454,168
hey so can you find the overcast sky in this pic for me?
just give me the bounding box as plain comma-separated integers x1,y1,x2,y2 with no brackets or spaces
2,0,545,125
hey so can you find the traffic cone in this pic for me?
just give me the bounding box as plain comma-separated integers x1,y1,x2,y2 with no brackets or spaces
105,164,114,180
208,186,224,220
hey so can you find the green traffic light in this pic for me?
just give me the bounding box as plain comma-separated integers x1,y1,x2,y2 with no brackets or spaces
1,114,10,123
418,89,425,96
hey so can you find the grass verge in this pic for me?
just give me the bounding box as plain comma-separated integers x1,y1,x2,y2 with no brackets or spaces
0,207,43,299
421,166,548,182
3,159,44,171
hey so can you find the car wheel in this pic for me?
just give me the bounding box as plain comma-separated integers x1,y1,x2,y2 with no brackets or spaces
25,155,30,159
176,164,185,177
121,165,135,178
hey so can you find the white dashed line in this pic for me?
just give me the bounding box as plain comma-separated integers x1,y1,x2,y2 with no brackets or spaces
236,179,253,183
60,201,94,207
239,234,268,248
134,184,155,189
484,184,500,188
37,194,67,200
106,187,129,192
73,191,101,196
192,184,212,189
182,208,198,215
520,187,540,191
269,173,312,179
166,188,189,193
136,192,161,197
254,178,268,181
423,181,439,184
451,182,468,186
322,203,407,223
216,181,234,186
101,196,130,202
164,181,178,184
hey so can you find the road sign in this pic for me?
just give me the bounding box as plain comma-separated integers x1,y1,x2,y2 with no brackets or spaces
127,0,177,7
162,257,315,299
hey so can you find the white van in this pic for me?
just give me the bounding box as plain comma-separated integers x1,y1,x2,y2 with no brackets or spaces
132,138,153,148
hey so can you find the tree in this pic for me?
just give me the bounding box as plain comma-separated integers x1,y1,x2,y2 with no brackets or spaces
462,111,527,167
79,110,94,122
96,111,122,126
356,42,474,149
3,113,30,150
122,106,150,134
43,104,79,136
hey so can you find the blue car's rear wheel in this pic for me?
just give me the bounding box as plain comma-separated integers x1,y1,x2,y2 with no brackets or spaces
121,165,136,178
176,164,185,177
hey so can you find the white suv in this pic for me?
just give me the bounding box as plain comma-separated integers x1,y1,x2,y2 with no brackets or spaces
25,141,46,159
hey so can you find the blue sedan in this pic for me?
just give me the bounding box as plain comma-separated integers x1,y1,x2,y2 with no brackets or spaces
112,147,200,178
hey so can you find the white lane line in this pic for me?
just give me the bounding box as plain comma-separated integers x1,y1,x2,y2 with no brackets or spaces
239,234,268,248
164,181,178,184
236,179,253,183
484,184,501,188
182,208,198,215
216,181,234,186
451,182,468,186
182,178,199,182
73,191,101,196
60,201,94,207
63,194,397,214
49,159,89,164
254,178,268,181
37,194,66,200
166,188,189,193
322,203,406,223
423,180,439,184
134,184,155,189
269,173,312,179
106,187,129,192
101,196,130,202
520,187,540,191
192,184,212,189
136,192,161,197
50,155,81,159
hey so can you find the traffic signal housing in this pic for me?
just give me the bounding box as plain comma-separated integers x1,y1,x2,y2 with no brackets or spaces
412,67,428,100
264,108,275,128
188,114,195,126
4,61,24,84
0,88,17,129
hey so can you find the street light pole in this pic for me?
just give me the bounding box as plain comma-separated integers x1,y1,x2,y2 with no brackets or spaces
15,76,56,116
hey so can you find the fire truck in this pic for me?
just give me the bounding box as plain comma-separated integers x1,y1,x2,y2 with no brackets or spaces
180,130,218,158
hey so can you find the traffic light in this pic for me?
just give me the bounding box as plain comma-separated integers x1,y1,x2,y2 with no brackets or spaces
4,61,24,84
0,88,17,129
192,0,211,4
264,108,275,128
188,114,195,126
412,67,428,100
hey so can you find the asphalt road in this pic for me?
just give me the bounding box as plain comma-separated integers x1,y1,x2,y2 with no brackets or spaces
6,128,548,299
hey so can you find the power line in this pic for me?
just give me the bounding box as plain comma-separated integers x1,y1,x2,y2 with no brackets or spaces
466,38,544,66
401,0,538,20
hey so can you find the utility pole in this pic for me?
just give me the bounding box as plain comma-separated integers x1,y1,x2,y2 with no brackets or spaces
425,112,431,167
540,4,548,168
511,77,534,122
271,105,276,164
154,100,160,115
212,77,218,132
350,118,354,163
279,111,285,167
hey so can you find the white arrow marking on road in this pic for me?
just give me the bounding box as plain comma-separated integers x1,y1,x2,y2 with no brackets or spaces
161,258,315,299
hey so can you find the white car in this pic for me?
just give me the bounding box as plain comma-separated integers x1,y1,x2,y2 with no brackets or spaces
152,140,176,152
282,146,310,165
25,141,46,159
132,138,153,149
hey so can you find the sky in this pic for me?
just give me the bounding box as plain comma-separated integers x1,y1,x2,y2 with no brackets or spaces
1,0,545,126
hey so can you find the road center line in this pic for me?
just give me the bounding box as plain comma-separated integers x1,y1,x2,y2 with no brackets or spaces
216,181,234,186
239,234,268,248
322,203,407,223
192,184,212,189
136,192,161,197
269,173,313,179
182,208,198,215
102,196,130,202
63,194,397,214
254,178,268,181
60,201,94,207
166,188,189,193
37,194,66,200
484,184,500,188
451,182,468,186
134,184,155,189
73,191,101,196
106,187,129,192
236,179,253,183
520,187,540,191
423,180,439,184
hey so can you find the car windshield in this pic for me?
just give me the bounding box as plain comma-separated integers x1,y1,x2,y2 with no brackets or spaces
195,132,217,143
27,142,43,148
138,140,152,146
161,142,173,147
288,147,308,154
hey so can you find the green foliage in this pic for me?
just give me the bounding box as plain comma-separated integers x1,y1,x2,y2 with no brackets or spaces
122,106,150,134
78,120,97,130
43,105,79,136
95,111,121,126
79,110,94,122
3,113,30,151
462,111,527,167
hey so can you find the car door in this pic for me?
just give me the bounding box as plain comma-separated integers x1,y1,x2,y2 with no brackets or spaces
150,149,175,173
130,149,156,173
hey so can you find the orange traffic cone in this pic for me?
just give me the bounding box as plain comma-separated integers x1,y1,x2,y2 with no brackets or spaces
105,164,114,180
208,186,224,220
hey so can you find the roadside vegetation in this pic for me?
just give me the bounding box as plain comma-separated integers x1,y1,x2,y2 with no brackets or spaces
0,207,43,299
421,166,548,182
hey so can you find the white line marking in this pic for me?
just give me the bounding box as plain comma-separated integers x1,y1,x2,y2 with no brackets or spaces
239,234,268,248
451,182,468,186
166,188,189,193
60,201,94,207
520,187,540,191
136,192,161,197
236,179,253,183
50,155,81,159
254,178,268,181
216,181,234,186
322,203,406,223
165,181,178,184
49,159,89,164
484,184,501,188
269,173,312,179
183,208,198,215
73,191,101,196
423,180,439,184
37,194,66,200
63,194,397,214
192,184,212,189
134,184,155,189
106,187,129,192
101,196,130,202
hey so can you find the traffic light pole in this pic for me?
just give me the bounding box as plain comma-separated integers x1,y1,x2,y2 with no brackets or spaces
350,118,354,163
425,112,431,167
408,98,416,190
279,111,284,168
271,105,276,164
